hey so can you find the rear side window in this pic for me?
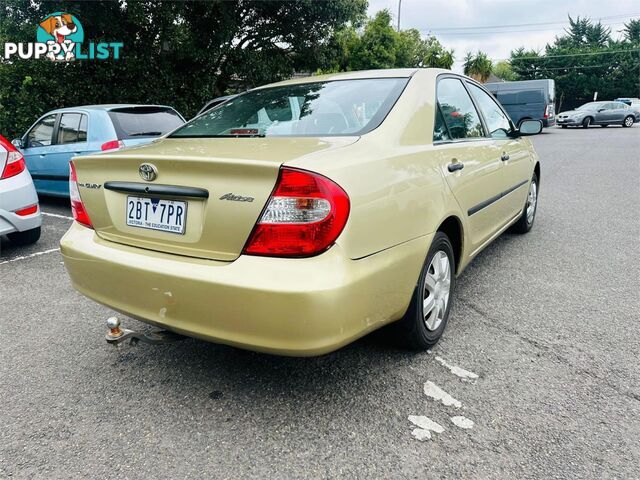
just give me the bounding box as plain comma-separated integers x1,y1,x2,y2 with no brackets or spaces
433,106,450,142
436,78,484,140
108,107,184,139
57,113,88,144
27,114,56,147
467,83,511,139
498,89,544,105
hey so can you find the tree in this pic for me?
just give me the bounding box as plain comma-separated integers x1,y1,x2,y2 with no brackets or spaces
0,0,367,138
320,10,454,72
622,19,640,43
492,60,517,81
463,51,492,83
509,16,640,111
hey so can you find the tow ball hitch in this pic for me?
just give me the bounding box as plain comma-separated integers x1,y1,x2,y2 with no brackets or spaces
105,317,186,346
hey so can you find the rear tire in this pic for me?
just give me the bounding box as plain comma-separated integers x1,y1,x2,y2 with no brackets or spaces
561,125,568,129
510,172,538,234
7,226,41,246
623,116,634,128
394,232,455,350
582,117,592,128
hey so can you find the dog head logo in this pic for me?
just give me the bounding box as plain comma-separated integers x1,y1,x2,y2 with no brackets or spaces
36,12,84,61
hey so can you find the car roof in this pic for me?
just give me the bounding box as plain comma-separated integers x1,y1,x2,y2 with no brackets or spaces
48,104,177,113
255,68,424,89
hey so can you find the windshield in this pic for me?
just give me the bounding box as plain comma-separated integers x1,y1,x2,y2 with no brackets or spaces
576,103,603,111
108,107,185,139
170,78,408,138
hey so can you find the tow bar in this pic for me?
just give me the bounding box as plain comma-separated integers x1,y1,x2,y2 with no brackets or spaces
105,317,186,346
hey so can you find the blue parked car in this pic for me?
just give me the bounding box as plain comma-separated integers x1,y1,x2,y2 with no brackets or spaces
12,105,185,197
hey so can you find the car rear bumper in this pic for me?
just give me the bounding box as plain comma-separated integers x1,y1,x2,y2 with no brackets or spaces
543,117,556,127
0,170,41,235
61,222,430,356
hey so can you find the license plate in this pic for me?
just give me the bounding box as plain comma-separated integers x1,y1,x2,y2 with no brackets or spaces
126,196,187,234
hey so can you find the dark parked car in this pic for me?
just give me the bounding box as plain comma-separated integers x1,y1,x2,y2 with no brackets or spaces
196,95,238,117
485,79,556,127
556,101,636,128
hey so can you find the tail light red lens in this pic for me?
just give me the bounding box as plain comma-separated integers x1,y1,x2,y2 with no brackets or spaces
69,161,93,228
243,167,350,257
0,135,26,179
15,204,38,216
101,140,124,151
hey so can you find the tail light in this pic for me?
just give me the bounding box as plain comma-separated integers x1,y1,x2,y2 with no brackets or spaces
0,136,26,179
69,161,93,228
15,205,38,216
544,104,553,119
101,140,124,151
243,167,350,257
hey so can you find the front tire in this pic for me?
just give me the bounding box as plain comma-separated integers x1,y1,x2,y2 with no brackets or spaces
561,125,568,129
510,172,538,234
7,226,41,246
623,116,634,128
394,232,455,350
582,117,592,128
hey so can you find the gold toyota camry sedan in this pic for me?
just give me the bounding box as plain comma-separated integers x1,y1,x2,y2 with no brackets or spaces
61,68,542,356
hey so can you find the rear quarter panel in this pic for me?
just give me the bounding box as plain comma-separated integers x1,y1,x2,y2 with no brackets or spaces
289,69,464,261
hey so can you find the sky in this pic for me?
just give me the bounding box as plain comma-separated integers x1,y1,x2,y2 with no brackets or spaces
367,0,640,72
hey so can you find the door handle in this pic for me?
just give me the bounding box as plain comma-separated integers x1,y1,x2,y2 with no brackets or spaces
39,154,46,158
501,153,510,161
447,162,464,172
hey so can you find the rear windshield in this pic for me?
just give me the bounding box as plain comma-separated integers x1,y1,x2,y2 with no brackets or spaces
170,78,408,138
108,107,185,139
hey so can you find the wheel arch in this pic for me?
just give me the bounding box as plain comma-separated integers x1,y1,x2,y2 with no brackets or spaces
436,216,463,275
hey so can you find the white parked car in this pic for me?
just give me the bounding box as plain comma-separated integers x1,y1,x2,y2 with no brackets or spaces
0,135,42,245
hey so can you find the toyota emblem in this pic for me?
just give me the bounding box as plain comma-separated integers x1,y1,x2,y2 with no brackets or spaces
139,163,158,182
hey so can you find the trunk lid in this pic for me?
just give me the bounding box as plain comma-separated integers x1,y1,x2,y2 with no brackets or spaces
73,136,357,261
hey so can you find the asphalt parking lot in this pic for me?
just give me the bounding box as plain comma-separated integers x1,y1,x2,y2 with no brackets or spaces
1,125,639,479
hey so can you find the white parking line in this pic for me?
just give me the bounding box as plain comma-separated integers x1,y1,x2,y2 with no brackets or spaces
423,381,462,408
42,212,73,220
408,415,445,441
0,248,60,265
434,356,479,381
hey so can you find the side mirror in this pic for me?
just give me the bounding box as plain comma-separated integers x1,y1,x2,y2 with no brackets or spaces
11,138,23,149
518,119,543,136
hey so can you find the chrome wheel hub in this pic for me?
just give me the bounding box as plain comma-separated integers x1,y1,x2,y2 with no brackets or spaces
526,180,537,225
423,251,451,331
625,117,633,127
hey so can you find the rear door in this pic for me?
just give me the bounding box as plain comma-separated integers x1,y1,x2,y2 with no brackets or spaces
466,81,531,222
40,112,89,196
434,77,505,251
21,113,57,191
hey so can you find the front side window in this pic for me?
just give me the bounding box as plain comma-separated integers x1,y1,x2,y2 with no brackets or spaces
170,78,408,138
436,78,484,140
57,113,87,144
27,114,56,147
467,82,511,139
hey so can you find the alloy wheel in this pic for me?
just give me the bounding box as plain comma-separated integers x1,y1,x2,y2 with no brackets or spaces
624,117,633,127
423,251,451,331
